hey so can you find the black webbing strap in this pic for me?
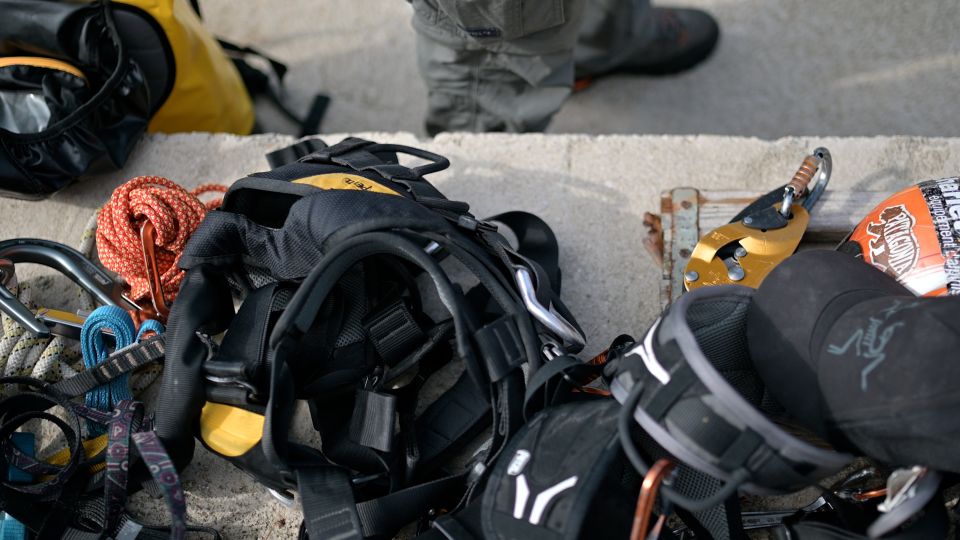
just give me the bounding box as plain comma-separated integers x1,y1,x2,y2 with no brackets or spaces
266,138,328,169
718,429,763,472
666,397,765,473
381,321,455,389
303,138,450,185
305,139,412,180
415,372,490,469
297,467,364,540
365,300,425,366
219,40,330,137
355,474,466,538
473,315,525,383
305,137,374,161
52,335,165,398
215,282,279,381
644,363,696,421
348,389,396,453
522,355,583,417
486,211,561,293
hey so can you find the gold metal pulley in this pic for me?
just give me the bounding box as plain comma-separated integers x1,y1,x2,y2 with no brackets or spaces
683,147,832,290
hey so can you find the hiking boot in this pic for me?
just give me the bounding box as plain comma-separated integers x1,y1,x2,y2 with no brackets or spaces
618,8,720,75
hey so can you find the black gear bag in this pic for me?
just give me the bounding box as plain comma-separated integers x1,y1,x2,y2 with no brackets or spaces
154,137,585,539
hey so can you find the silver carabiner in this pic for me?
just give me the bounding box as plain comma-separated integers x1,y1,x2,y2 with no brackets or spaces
0,238,139,338
513,266,586,353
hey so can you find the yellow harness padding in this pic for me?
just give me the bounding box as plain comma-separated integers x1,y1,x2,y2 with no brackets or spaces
199,402,264,457
43,434,109,477
113,0,254,134
293,173,401,196
0,57,88,82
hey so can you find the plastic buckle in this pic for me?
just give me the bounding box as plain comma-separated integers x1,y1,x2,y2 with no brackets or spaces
513,266,585,352
456,215,498,233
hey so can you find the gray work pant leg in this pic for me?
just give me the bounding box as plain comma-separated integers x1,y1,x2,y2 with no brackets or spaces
411,0,651,133
412,0,585,133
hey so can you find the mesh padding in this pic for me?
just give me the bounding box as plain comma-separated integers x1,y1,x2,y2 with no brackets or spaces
181,188,451,282
333,266,368,348
639,430,733,540
247,267,278,289
685,299,765,408
272,288,294,310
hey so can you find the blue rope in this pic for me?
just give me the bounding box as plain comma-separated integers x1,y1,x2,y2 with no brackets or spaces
80,306,165,435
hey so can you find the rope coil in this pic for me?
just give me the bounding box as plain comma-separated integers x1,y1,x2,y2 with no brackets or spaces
96,176,226,307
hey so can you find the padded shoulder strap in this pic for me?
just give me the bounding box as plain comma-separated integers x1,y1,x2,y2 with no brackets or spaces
154,264,234,471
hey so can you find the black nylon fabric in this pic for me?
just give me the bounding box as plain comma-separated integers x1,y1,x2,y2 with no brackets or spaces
159,138,575,538
480,400,634,540
752,249,960,472
747,250,911,441
180,187,454,279
0,0,151,198
154,264,235,471
0,64,90,131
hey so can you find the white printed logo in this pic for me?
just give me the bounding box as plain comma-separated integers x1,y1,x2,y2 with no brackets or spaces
512,474,578,525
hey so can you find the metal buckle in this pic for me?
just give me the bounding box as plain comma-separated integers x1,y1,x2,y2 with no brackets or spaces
868,466,942,538
267,487,296,508
513,266,585,353
203,374,260,398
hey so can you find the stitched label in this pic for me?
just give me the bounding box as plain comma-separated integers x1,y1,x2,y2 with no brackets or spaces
293,173,399,196
462,26,502,38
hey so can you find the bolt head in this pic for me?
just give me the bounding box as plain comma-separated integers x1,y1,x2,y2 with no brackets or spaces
728,266,745,281
743,216,753,224
735,247,748,258
684,270,699,282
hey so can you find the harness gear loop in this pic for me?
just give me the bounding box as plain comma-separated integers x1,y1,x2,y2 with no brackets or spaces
96,176,226,321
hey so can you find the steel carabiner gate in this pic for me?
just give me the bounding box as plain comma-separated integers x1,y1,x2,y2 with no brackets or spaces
0,238,140,338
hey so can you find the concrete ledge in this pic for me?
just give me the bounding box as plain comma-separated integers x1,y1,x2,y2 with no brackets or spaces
4,132,960,537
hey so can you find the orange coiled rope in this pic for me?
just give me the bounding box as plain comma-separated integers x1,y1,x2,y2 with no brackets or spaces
96,176,226,309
